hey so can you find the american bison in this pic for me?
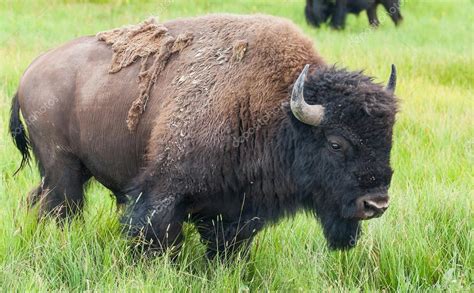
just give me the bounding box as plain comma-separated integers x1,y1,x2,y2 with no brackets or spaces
305,0,403,29
10,14,398,258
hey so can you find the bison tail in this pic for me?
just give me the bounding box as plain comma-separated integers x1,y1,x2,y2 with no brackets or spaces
9,92,31,175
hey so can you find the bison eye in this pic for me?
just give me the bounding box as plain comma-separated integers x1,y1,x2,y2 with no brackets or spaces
330,142,342,151
326,134,348,153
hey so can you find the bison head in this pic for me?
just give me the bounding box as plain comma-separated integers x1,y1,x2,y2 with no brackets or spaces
287,64,397,249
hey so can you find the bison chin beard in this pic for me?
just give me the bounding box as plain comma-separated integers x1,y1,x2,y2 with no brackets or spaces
315,207,362,250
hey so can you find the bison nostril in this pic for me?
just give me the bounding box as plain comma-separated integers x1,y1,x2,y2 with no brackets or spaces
363,199,389,213
363,200,373,210
352,195,390,220
357,196,390,220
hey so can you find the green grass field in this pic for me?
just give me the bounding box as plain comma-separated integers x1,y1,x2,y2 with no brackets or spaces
0,0,472,291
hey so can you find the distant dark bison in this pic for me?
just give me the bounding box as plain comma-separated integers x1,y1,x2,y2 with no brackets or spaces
10,14,398,259
305,0,403,29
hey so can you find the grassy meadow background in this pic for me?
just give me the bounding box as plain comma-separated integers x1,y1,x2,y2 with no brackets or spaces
0,0,472,291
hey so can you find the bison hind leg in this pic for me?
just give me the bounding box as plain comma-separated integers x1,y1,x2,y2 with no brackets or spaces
30,150,91,221
27,183,44,208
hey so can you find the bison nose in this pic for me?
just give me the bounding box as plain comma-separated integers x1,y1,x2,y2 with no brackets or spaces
356,194,389,220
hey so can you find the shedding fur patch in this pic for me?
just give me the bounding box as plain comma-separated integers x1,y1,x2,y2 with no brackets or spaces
231,39,248,62
97,17,193,131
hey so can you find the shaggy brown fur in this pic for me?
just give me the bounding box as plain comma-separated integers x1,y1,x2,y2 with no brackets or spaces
97,17,193,131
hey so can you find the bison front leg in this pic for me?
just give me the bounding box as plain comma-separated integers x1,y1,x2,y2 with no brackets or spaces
196,216,264,261
367,4,380,27
381,0,403,25
122,191,188,256
331,0,348,30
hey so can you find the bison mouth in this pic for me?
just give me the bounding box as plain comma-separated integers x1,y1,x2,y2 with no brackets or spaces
319,194,389,249
314,191,389,249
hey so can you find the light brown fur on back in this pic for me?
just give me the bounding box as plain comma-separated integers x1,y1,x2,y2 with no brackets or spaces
142,14,325,171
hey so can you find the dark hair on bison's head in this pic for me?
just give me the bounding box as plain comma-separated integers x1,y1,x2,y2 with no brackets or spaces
283,65,397,249
305,66,398,123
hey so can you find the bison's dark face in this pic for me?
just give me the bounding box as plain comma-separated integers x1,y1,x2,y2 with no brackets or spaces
287,65,397,249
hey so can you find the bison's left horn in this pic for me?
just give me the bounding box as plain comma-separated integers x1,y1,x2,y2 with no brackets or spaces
386,64,397,94
290,64,325,126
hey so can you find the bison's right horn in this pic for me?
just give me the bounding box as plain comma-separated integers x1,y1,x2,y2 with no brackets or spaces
290,64,325,126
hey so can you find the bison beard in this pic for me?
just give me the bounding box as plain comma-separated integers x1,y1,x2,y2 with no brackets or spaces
10,14,397,260
319,211,361,249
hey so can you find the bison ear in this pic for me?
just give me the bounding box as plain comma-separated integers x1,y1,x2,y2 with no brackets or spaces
385,64,396,94
290,64,325,126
